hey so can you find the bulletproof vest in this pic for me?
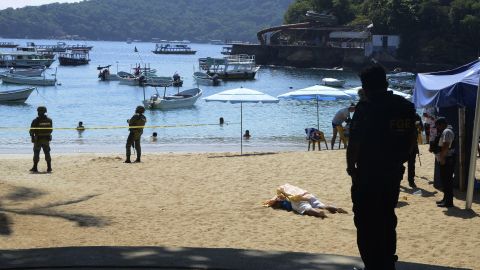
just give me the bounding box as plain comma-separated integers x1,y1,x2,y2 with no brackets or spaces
357,92,416,166
129,114,147,136
33,116,53,137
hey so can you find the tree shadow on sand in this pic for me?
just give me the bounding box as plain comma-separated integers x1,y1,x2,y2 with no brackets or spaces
0,246,470,270
0,186,109,236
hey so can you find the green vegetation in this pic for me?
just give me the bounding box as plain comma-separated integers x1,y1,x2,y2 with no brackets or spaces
0,0,293,42
284,0,480,64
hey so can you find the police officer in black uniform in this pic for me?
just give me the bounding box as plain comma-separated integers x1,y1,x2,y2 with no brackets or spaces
125,106,147,163
347,65,416,270
29,106,53,173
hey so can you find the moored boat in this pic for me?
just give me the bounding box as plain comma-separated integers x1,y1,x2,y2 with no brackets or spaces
193,71,221,86
58,52,90,66
0,42,19,48
2,67,46,77
143,88,202,110
152,43,196,55
1,73,56,86
0,52,55,68
199,54,259,80
0,87,35,103
322,77,345,87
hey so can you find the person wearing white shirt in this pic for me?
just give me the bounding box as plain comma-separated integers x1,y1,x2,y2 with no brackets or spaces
433,117,455,208
331,104,355,149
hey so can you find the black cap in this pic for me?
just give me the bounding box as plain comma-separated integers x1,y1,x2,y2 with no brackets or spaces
435,117,447,125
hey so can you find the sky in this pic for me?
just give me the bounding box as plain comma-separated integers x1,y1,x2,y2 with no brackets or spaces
0,0,81,10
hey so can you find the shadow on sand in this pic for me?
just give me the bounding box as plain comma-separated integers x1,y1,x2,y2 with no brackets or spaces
0,246,471,270
0,186,109,236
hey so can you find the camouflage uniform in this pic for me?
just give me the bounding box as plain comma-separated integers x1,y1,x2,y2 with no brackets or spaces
125,106,147,163
29,107,53,172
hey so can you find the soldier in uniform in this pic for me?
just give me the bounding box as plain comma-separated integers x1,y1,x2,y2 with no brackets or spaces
125,106,147,163
29,106,53,173
347,65,416,270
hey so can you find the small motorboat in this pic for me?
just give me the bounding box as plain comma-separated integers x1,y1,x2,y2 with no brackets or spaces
97,65,120,81
387,71,415,80
2,67,45,77
1,73,56,86
143,88,202,110
193,71,221,86
0,87,35,103
321,78,345,88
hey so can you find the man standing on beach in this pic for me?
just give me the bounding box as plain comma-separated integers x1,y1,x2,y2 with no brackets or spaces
29,106,53,173
433,117,455,208
125,106,147,163
347,65,416,270
331,104,355,149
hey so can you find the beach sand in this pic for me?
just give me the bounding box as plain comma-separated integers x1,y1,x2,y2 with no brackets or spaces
0,145,479,269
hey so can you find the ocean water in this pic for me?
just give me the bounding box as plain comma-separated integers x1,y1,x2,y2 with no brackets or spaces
0,39,362,154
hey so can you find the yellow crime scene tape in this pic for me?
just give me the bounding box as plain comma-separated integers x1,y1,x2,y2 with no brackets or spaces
0,122,239,131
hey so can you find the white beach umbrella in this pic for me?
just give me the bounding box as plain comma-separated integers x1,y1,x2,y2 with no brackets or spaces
343,86,412,100
204,87,279,154
277,84,352,129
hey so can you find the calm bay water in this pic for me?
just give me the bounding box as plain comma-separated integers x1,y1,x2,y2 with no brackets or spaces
0,39,362,154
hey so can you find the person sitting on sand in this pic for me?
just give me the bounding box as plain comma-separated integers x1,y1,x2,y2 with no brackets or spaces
263,183,347,219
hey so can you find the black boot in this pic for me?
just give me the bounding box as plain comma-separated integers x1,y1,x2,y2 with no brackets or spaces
30,164,38,173
124,155,131,163
47,161,52,173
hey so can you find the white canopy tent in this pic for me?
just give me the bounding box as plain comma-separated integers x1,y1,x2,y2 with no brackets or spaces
204,87,279,155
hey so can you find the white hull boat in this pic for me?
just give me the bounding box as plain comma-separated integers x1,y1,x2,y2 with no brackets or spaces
143,88,202,110
387,72,415,80
322,78,345,87
0,87,35,102
1,73,56,86
2,68,45,77
193,71,221,86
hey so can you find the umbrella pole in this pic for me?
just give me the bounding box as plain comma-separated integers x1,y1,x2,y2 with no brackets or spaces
241,102,243,155
316,97,320,130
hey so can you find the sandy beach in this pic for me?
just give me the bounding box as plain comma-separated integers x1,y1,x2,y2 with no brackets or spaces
0,145,479,269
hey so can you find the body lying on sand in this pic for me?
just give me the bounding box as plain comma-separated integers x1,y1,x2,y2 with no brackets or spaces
264,183,348,219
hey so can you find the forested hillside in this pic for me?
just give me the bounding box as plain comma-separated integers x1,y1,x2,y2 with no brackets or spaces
0,0,293,42
285,0,480,64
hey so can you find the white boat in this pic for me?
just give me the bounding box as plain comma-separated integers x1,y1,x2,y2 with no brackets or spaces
0,52,55,68
388,78,415,89
143,88,202,110
1,73,56,86
193,71,221,86
0,87,35,102
322,77,346,87
387,72,415,80
199,54,259,80
2,67,45,77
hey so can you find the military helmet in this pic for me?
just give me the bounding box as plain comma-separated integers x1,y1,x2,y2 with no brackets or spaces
37,106,47,114
135,105,145,114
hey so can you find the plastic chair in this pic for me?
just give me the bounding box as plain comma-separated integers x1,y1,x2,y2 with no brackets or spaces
305,128,328,151
336,126,348,149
